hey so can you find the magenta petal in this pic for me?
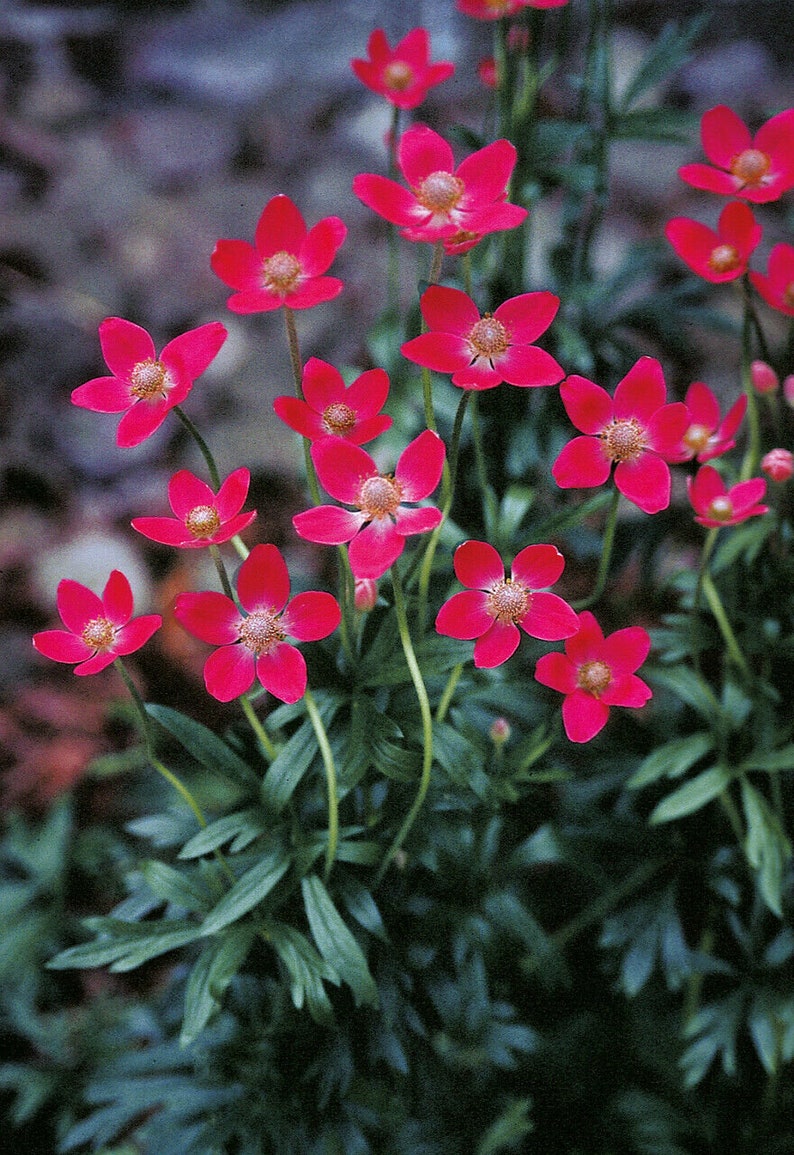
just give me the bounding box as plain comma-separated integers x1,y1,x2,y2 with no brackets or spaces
454,539,504,589
497,345,564,388
676,163,739,196
730,477,768,513
602,625,651,675
204,645,255,702
394,505,442,537
215,468,251,520
348,518,404,579
511,544,564,590
399,124,454,187
174,591,241,645
494,291,560,344
281,591,341,642
238,544,290,613
286,277,345,310
102,570,134,625
255,194,306,256
435,589,492,640
353,172,423,227
420,285,480,336
312,438,376,503
456,138,517,205
273,396,325,439
614,453,670,514
116,398,174,448
646,402,690,458
169,470,215,518
161,322,227,380
225,289,285,314
613,357,666,422
256,643,307,704
559,375,613,434
451,361,503,390
211,240,263,290
473,620,520,668
33,629,93,664
57,579,103,634
300,217,347,277
301,358,343,410
552,436,611,489
344,367,390,419
602,673,652,709
685,381,720,429
395,429,445,500
99,317,155,377
131,517,193,547
113,615,162,655
565,611,605,665
534,651,578,695
701,105,751,167
562,690,610,742
521,592,579,641
350,414,393,444
74,650,119,676
401,331,470,373
293,505,364,545
71,376,133,413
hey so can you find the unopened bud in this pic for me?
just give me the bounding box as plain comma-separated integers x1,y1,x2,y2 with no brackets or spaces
751,360,779,394
354,578,378,612
477,56,498,89
783,375,794,408
489,717,512,747
761,448,793,482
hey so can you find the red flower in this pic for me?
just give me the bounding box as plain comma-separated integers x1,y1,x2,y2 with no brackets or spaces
749,243,794,317
435,540,578,668
761,449,793,483
670,381,747,464
352,124,527,249
273,356,392,445
32,570,162,676
173,543,340,704
535,611,652,743
665,201,761,283
478,57,498,90
457,0,568,17
292,429,445,580
351,28,454,111
71,318,227,448
401,285,563,390
552,357,689,514
131,468,256,548
687,465,768,528
678,104,794,204
211,194,347,314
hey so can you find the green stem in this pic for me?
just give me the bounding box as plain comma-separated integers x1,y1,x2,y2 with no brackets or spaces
304,688,339,882
469,394,498,537
209,543,235,600
375,564,434,887
573,485,620,610
701,570,752,681
283,306,323,507
173,405,221,490
239,694,277,762
739,276,762,481
435,663,463,725
428,240,444,287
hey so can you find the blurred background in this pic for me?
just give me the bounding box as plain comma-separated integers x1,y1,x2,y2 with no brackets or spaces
1,0,792,809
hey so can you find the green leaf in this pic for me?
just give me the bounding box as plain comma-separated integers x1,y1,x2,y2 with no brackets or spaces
649,764,733,824
48,918,199,972
433,720,489,799
628,732,713,788
260,709,336,812
649,666,720,722
618,15,709,110
139,860,212,914
741,778,791,918
743,744,794,773
178,809,265,859
612,107,697,142
200,844,289,936
180,925,254,1047
302,874,379,1009
475,1097,534,1154
146,703,258,788
268,920,336,1022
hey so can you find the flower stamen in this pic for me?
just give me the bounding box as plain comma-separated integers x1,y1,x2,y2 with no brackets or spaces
601,417,645,463
683,424,711,455
130,359,168,400
81,616,116,650
486,579,529,624
383,60,414,92
185,504,221,538
577,659,612,696
262,251,301,294
358,474,402,520
708,243,741,274
417,171,465,214
706,495,734,522
468,314,509,362
238,610,285,655
730,147,771,188
322,402,356,436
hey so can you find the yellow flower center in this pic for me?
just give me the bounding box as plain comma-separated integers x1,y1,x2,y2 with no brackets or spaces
730,147,770,187
468,314,509,361
706,495,734,522
81,616,116,650
130,359,168,400
601,417,645,463
486,579,529,624
185,504,221,538
417,171,465,214
358,474,402,519
262,251,301,294
238,610,285,655
383,60,414,92
708,243,741,274
577,659,612,696
322,402,356,436
683,424,711,455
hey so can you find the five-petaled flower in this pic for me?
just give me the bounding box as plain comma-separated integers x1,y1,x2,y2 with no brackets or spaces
273,357,392,445
352,124,527,251
32,570,162,676
173,543,341,703
401,285,564,390
351,27,454,110
131,468,256,548
211,194,347,314
534,610,652,743
552,356,689,514
435,540,578,668
665,201,761,283
678,104,794,204
670,381,747,464
687,465,768,528
749,243,794,317
457,0,568,17
292,429,446,579
71,317,227,448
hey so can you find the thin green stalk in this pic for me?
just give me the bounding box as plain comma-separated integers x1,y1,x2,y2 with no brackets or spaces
739,276,762,481
283,306,322,506
435,662,463,724
701,570,752,681
173,405,221,489
469,394,498,537
304,688,339,882
209,543,235,600
239,693,277,762
375,564,434,887
573,485,620,610
428,240,444,287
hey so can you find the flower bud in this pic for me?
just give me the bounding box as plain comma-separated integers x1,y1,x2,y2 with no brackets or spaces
750,360,779,394
761,448,793,482
489,717,512,747
783,375,794,408
354,578,378,612
477,56,498,89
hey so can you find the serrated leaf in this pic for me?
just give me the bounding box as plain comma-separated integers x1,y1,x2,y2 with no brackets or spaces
649,764,732,824
302,874,378,1009
629,732,713,788
200,845,289,936
180,925,254,1046
146,703,259,788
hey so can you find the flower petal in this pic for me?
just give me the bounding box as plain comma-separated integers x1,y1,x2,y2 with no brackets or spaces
454,539,504,589
353,172,424,227
161,322,227,381
113,615,162,656
601,673,652,709
98,317,155,378
562,689,610,743
494,291,560,344
534,651,578,694
399,124,454,187
215,468,251,521
293,504,365,545
420,284,480,336
168,470,215,519
393,505,443,537
56,579,103,634
601,625,651,676
552,436,611,490
116,397,175,448
210,240,262,290
312,438,377,503
435,589,493,640
348,517,404,579
394,429,445,500
204,644,255,702
521,591,579,641
255,194,306,256
497,345,564,388
613,356,666,422
281,591,341,641
174,591,241,644
256,643,307,704
559,375,613,434
701,105,751,168
237,543,290,613
401,331,470,373
33,629,93,664
71,376,133,413
102,570,134,625
614,452,671,514
511,544,564,589
473,620,520,668
299,217,347,277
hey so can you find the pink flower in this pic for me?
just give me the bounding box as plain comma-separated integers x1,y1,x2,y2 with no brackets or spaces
535,611,652,743
173,543,340,704
687,465,768,528
665,201,761,283
435,540,578,668
678,105,794,204
352,124,527,249
351,28,454,111
211,194,347,314
400,285,563,390
273,357,392,445
670,381,747,464
750,360,779,394
457,0,568,18
131,468,256,548
552,357,689,514
71,318,227,448
761,448,793,483
32,570,161,676
749,243,794,317
292,429,445,580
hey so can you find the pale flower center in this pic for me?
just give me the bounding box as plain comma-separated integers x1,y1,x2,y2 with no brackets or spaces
706,495,734,522
383,60,414,92
238,610,285,655
577,659,612,696
683,423,711,455
708,243,741,274
358,474,402,520
81,616,116,650
322,402,356,436
468,314,509,361
730,147,770,187
262,251,301,294
601,418,645,463
486,579,529,624
486,0,512,11
417,170,465,214
130,359,168,400
185,504,221,538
